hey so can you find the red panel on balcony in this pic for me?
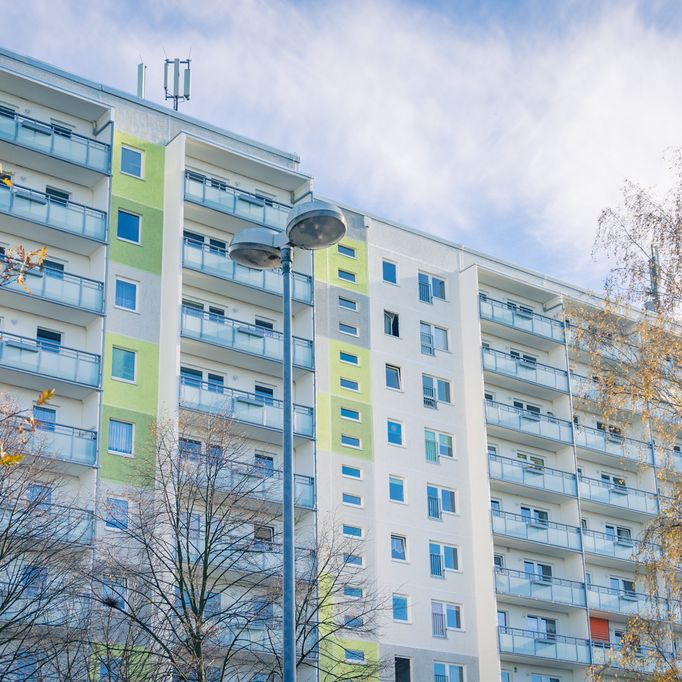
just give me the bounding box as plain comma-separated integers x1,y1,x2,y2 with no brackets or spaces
590,616,609,641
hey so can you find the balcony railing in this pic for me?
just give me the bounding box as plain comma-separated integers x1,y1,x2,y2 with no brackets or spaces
590,642,670,673
184,171,290,230
204,541,315,577
180,306,313,370
488,453,577,497
497,626,591,664
494,567,586,608
582,529,657,562
0,110,110,173
479,295,566,343
1,262,104,314
587,584,670,619
0,588,90,626
0,331,100,387
182,239,313,305
491,510,582,551
482,347,569,392
485,400,573,444
579,476,659,515
573,425,652,464
32,422,98,466
655,447,682,473
0,183,107,241
179,378,314,438
0,501,94,545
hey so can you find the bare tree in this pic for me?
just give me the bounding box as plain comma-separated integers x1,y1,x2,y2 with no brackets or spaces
88,411,388,681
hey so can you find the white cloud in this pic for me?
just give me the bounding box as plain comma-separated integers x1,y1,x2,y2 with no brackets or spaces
3,1,682,287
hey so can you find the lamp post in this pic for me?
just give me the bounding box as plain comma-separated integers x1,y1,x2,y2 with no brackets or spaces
228,200,346,682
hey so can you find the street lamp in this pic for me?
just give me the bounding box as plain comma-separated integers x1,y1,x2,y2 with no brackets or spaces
228,199,346,682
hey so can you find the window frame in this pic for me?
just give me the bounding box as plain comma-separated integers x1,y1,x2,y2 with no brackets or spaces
387,419,404,446
342,492,363,508
338,268,357,284
382,259,398,284
105,497,129,531
116,208,142,245
111,346,137,384
338,296,358,312
392,593,410,622
339,350,359,365
107,418,135,457
390,533,408,562
340,406,361,422
389,475,406,503
120,144,144,178
385,364,402,390
337,243,357,258
114,277,139,312
341,434,361,449
339,321,359,337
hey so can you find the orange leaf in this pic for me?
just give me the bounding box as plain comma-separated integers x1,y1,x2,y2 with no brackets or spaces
35,388,55,406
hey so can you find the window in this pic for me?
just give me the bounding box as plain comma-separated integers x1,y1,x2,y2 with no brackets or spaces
521,506,549,527
116,209,141,244
344,585,363,598
382,259,397,284
102,575,127,610
339,322,359,336
392,594,409,622
389,476,405,502
387,419,403,445
605,524,633,545
531,676,560,682
36,327,61,351
385,364,401,390
120,146,143,177
179,438,202,460
114,278,138,311
341,434,361,449
524,560,552,581
254,453,274,476
384,310,400,337
340,350,359,364
419,272,446,302
344,615,364,629
338,269,357,283
423,375,451,408
494,554,504,569
33,406,56,432
427,485,456,518
338,243,356,258
432,601,461,636
111,347,136,382
342,465,362,478
108,419,134,456
601,472,627,490
45,186,70,204
391,534,407,561
517,451,545,469
338,296,358,311
429,542,459,576
43,259,65,279
510,349,537,365
344,649,365,663
420,322,449,354
491,498,502,514
27,483,52,509
344,553,363,567
180,366,202,387
343,524,362,538
99,660,122,681
340,406,360,421
343,492,362,507
340,377,359,391
610,576,636,597
207,373,224,393
497,610,507,627
501,672,512,682
433,662,464,682
424,429,453,462
395,657,411,682
105,498,129,530
527,615,556,641
22,565,47,597
254,384,274,405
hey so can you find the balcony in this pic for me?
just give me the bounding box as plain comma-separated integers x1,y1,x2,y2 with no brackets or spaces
178,378,314,444
482,347,569,396
495,567,586,609
579,475,659,518
488,453,577,498
184,170,290,231
491,510,582,554
182,239,313,310
587,584,671,620
573,425,652,468
180,306,313,375
485,400,573,447
590,642,671,674
202,541,315,578
0,588,90,626
0,262,104,323
0,331,100,398
498,626,590,665
582,529,656,567
0,110,110,183
0,184,107,255
31,422,98,467
479,295,565,347
654,446,682,474
0,501,94,546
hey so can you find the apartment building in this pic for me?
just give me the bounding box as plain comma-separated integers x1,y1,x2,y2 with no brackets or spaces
0,47,679,682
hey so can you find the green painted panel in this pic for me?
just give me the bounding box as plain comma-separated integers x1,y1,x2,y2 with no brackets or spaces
102,332,159,414
330,395,373,460
315,237,368,294
329,340,371,400
108,196,163,273
111,132,165,209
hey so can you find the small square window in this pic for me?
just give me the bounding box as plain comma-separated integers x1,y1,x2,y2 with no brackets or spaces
120,146,143,178
339,322,359,336
338,269,357,283
391,534,407,561
387,419,403,446
115,278,138,311
385,364,401,390
344,553,363,567
340,407,360,421
116,210,141,244
342,465,362,478
389,476,405,502
338,244,356,258
343,524,362,538
344,586,363,599
340,377,359,391
111,347,136,382
343,492,363,507
340,350,359,364
341,434,361,449
382,259,397,284
392,594,409,621
105,497,129,530
108,419,134,456
338,296,358,311
344,648,365,663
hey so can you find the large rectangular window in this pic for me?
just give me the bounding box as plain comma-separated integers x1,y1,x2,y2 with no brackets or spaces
116,209,141,244
384,310,400,337
108,419,134,456
111,347,136,382
382,259,397,284
385,364,401,390
114,278,138,311
387,419,403,445
392,594,409,622
389,476,405,502
433,662,464,682
391,534,407,561
105,498,129,530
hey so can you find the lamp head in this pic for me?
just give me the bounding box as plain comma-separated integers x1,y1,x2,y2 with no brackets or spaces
286,199,346,250
228,227,282,269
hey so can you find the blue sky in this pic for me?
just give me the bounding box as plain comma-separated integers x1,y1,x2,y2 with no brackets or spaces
3,0,682,290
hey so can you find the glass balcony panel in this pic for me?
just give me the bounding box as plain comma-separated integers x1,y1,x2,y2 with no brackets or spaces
0,501,93,545
31,422,98,466
582,529,656,562
479,296,565,343
488,453,577,496
1,113,110,172
591,642,667,673
482,348,569,392
491,510,582,551
182,239,313,304
579,476,658,514
0,184,107,241
498,626,590,663
573,425,652,464
587,584,669,618
495,567,586,607
178,378,314,438
0,332,100,386
181,307,313,369
485,400,573,444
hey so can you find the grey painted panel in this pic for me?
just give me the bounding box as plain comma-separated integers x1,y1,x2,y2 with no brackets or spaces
314,282,370,349
380,643,480,682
